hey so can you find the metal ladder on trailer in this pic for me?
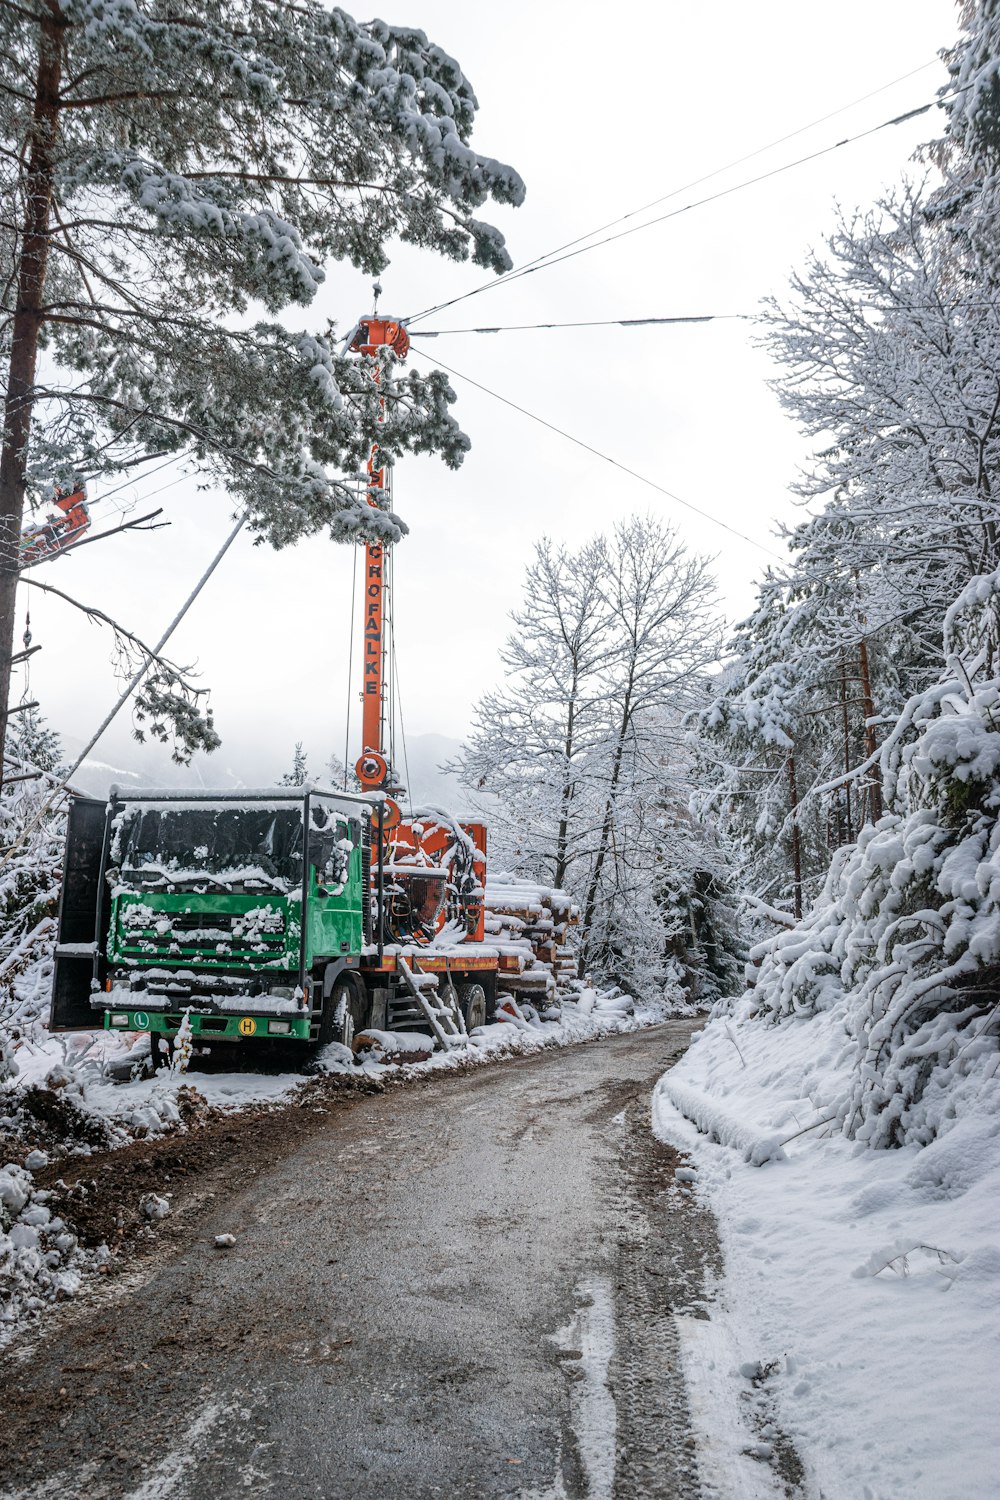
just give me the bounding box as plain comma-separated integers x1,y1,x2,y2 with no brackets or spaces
396,955,469,1050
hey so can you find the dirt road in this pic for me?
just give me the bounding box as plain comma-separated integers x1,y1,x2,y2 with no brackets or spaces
1,1022,722,1500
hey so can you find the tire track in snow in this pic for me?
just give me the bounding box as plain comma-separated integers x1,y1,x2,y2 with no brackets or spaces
606,1101,706,1499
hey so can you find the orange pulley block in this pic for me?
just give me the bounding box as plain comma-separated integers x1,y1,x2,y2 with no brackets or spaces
381,797,402,832
355,751,388,789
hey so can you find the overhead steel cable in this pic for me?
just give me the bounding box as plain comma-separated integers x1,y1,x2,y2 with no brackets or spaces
409,347,783,561
406,73,966,329
343,540,359,792
410,297,1000,340
89,453,184,503
410,313,747,336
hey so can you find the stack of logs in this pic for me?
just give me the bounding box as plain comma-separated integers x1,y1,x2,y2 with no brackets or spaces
483,874,580,1010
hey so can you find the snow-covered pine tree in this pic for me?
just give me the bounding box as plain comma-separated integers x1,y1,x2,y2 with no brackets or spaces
279,741,308,786
702,4,1000,1142
695,578,835,923
746,566,1000,1146
325,751,348,790
0,2,525,770
704,162,1000,920
0,709,65,1081
942,0,1000,178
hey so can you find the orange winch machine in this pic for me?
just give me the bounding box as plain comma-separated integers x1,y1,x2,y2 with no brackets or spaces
347,310,490,958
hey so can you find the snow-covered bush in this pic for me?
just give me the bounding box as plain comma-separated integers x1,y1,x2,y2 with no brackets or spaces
745,570,1000,1147
0,720,66,1073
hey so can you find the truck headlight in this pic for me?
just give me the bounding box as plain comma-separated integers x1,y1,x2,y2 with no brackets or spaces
110,1013,129,1027
268,1020,292,1035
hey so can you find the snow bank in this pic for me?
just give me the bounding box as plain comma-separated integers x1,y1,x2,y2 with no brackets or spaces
316,990,669,1078
651,572,1000,1495
656,1000,1000,1499
0,1161,96,1344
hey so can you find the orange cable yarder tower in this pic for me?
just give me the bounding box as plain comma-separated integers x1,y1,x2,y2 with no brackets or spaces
347,302,494,970
349,307,409,815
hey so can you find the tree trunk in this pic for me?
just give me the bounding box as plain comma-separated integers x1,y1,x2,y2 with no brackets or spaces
0,10,63,786
788,754,802,923
857,635,883,823
553,688,577,889
579,686,632,973
840,656,853,845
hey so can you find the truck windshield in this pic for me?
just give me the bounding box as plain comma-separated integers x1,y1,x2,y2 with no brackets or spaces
111,804,304,893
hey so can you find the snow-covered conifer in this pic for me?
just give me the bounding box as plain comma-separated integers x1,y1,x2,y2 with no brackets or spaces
746,567,1000,1146
0,1,525,767
279,741,309,786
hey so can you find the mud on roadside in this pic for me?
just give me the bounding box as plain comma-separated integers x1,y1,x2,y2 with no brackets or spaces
22,1072,387,1270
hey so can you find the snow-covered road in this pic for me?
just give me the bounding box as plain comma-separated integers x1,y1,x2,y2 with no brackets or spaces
0,1022,767,1500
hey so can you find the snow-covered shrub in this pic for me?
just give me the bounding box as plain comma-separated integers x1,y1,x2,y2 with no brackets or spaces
746,570,1000,1147
0,720,66,1074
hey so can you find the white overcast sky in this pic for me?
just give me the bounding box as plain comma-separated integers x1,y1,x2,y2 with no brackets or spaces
22,0,961,786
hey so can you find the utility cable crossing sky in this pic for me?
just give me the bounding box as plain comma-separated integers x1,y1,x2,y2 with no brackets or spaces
410,347,784,562
405,73,966,328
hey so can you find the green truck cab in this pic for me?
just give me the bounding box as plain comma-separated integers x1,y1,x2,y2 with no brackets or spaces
50,785,376,1053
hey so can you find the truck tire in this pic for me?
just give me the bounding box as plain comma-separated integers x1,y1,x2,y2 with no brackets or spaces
457,982,487,1032
322,975,369,1050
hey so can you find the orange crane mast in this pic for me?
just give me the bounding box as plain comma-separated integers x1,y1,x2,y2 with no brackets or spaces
348,313,409,820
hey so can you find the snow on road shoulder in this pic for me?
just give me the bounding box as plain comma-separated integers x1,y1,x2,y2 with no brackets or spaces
675,1312,785,1500
314,991,673,1080
654,1007,1000,1500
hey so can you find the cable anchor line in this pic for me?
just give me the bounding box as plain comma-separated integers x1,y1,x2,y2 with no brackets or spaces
410,347,782,561
0,511,247,865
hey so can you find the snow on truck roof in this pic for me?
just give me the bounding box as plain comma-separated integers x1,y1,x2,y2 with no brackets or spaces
106,783,376,809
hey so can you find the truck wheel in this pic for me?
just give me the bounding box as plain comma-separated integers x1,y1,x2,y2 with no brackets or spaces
322,976,369,1050
458,982,487,1032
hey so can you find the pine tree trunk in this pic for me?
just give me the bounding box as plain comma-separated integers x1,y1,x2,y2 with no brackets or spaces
857,635,883,823
788,754,803,922
0,10,62,787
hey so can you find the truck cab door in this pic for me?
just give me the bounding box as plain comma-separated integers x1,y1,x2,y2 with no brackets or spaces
306,814,364,964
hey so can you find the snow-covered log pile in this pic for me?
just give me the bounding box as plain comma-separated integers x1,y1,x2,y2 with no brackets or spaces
484,874,579,1007
735,570,1000,1148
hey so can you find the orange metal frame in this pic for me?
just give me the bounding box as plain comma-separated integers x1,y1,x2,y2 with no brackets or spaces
20,485,90,565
